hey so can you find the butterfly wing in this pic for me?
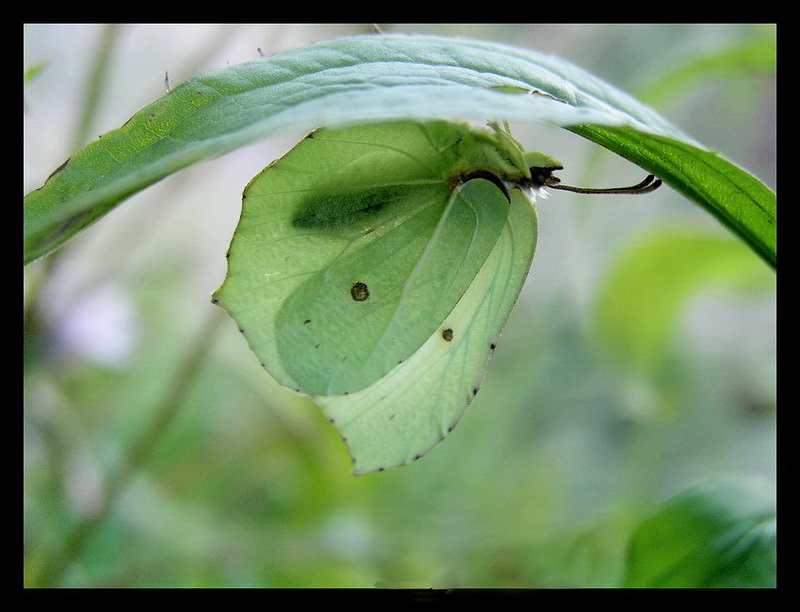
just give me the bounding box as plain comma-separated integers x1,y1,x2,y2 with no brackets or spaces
214,121,511,397
315,185,537,474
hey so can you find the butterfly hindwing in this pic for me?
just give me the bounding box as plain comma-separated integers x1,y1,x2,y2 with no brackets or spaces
316,186,537,474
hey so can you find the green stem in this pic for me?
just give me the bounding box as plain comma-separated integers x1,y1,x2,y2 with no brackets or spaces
28,308,227,588
73,24,122,151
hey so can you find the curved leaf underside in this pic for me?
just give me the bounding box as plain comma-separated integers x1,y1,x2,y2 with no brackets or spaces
24,34,774,267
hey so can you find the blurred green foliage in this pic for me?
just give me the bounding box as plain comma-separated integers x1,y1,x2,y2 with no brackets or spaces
24,24,775,588
623,481,775,587
593,228,774,405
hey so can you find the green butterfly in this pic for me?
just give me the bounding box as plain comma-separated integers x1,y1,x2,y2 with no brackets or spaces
212,120,659,474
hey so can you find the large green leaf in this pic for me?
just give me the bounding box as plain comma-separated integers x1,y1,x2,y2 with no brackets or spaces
24,34,774,267
569,124,775,268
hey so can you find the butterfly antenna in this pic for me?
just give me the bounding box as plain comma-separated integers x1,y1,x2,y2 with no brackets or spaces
545,173,662,195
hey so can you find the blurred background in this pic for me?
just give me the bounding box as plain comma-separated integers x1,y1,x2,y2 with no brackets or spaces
24,24,776,587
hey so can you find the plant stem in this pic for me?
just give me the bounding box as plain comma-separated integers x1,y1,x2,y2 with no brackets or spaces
28,308,227,588
73,24,122,151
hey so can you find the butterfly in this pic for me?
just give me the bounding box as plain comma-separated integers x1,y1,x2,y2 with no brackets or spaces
212,120,659,474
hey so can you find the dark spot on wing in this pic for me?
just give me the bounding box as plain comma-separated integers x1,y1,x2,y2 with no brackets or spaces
351,282,369,301
442,328,454,342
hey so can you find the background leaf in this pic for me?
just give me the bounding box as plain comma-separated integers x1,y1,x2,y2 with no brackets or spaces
25,33,773,267
635,31,777,106
623,481,776,588
592,227,775,400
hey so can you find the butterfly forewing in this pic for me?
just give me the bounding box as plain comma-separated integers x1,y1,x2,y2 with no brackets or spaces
214,121,509,396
